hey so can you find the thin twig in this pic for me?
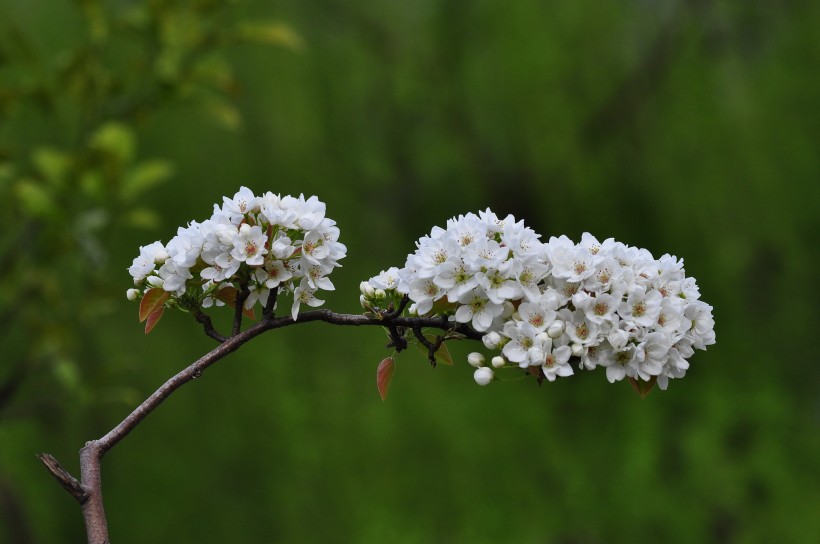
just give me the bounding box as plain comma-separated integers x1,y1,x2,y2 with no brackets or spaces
412,326,445,367
262,286,279,320
232,282,250,336
36,454,87,504
192,310,227,343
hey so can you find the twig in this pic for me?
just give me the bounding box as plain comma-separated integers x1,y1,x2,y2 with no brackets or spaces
41,308,481,542
36,454,87,504
232,281,250,336
192,310,227,343
262,286,279,320
412,326,445,367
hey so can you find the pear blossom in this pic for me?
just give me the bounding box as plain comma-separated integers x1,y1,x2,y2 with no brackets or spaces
360,210,714,390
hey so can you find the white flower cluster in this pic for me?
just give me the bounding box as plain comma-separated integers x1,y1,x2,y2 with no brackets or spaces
128,187,346,320
362,210,715,391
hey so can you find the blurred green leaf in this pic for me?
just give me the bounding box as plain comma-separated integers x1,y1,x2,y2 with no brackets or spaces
122,160,174,201
234,21,304,52
202,95,242,130
52,357,81,393
31,147,72,187
14,178,56,218
90,122,136,164
123,207,161,230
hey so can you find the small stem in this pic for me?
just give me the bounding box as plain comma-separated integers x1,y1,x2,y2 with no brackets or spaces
412,326,444,367
192,310,227,343
232,282,250,336
37,454,87,504
262,286,279,320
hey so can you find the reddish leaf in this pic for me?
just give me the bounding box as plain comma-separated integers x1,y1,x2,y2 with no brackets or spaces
216,286,256,319
628,376,657,399
144,306,165,334
139,288,169,322
376,357,396,401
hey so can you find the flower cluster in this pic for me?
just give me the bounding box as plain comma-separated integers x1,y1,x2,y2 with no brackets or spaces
362,210,715,391
128,187,346,321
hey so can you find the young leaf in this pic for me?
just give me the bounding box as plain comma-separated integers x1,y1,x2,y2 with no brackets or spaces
628,376,657,399
413,334,453,366
376,357,396,401
139,288,170,322
144,306,165,334
216,286,255,319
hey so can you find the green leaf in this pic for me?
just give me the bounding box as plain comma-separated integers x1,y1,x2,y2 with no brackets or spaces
122,160,174,201
90,122,135,164
202,96,242,131
14,178,56,218
628,376,657,399
144,306,165,334
234,21,304,51
139,288,170,322
31,147,71,187
376,357,395,401
124,207,161,229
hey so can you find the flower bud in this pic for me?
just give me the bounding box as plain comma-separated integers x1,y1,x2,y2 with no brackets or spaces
359,281,370,296
528,348,545,365
467,352,486,368
359,294,368,308
473,367,494,386
608,328,629,350
535,332,551,343
571,343,585,357
482,331,502,349
547,320,565,338
154,248,169,263
126,288,139,301
491,356,506,368
146,276,164,288
374,289,386,301
407,303,418,316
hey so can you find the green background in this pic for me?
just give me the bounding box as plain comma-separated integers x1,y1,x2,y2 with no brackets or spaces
1,1,818,542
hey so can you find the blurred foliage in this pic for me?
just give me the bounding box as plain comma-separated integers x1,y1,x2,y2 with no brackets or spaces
1,0,819,543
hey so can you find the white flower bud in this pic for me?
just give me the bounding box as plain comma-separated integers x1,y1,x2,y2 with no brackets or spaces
359,281,370,296
535,332,551,343
528,348,545,364
547,320,565,338
482,331,502,349
608,328,629,350
359,294,368,308
502,301,515,318
126,288,139,301
374,289,386,301
473,367,494,386
467,352,486,367
571,343,585,357
491,356,506,368
154,248,169,263
146,276,164,288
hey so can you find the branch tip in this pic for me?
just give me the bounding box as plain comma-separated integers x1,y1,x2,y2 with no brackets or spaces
37,453,88,504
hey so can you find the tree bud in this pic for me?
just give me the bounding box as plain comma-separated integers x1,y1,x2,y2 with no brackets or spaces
491,356,506,368
467,352,486,367
473,367,494,386
547,320,565,338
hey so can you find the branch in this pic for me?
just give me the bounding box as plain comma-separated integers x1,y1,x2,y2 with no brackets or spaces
192,310,227,343
232,281,250,336
412,326,445,367
262,286,279,320
40,308,482,543
37,454,87,504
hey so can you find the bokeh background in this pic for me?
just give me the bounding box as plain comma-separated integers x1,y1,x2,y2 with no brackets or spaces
1,1,818,542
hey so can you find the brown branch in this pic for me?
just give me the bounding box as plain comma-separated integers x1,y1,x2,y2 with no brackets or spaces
232,281,250,336
40,308,482,542
262,286,279,320
36,454,87,504
192,310,227,343
412,326,445,368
